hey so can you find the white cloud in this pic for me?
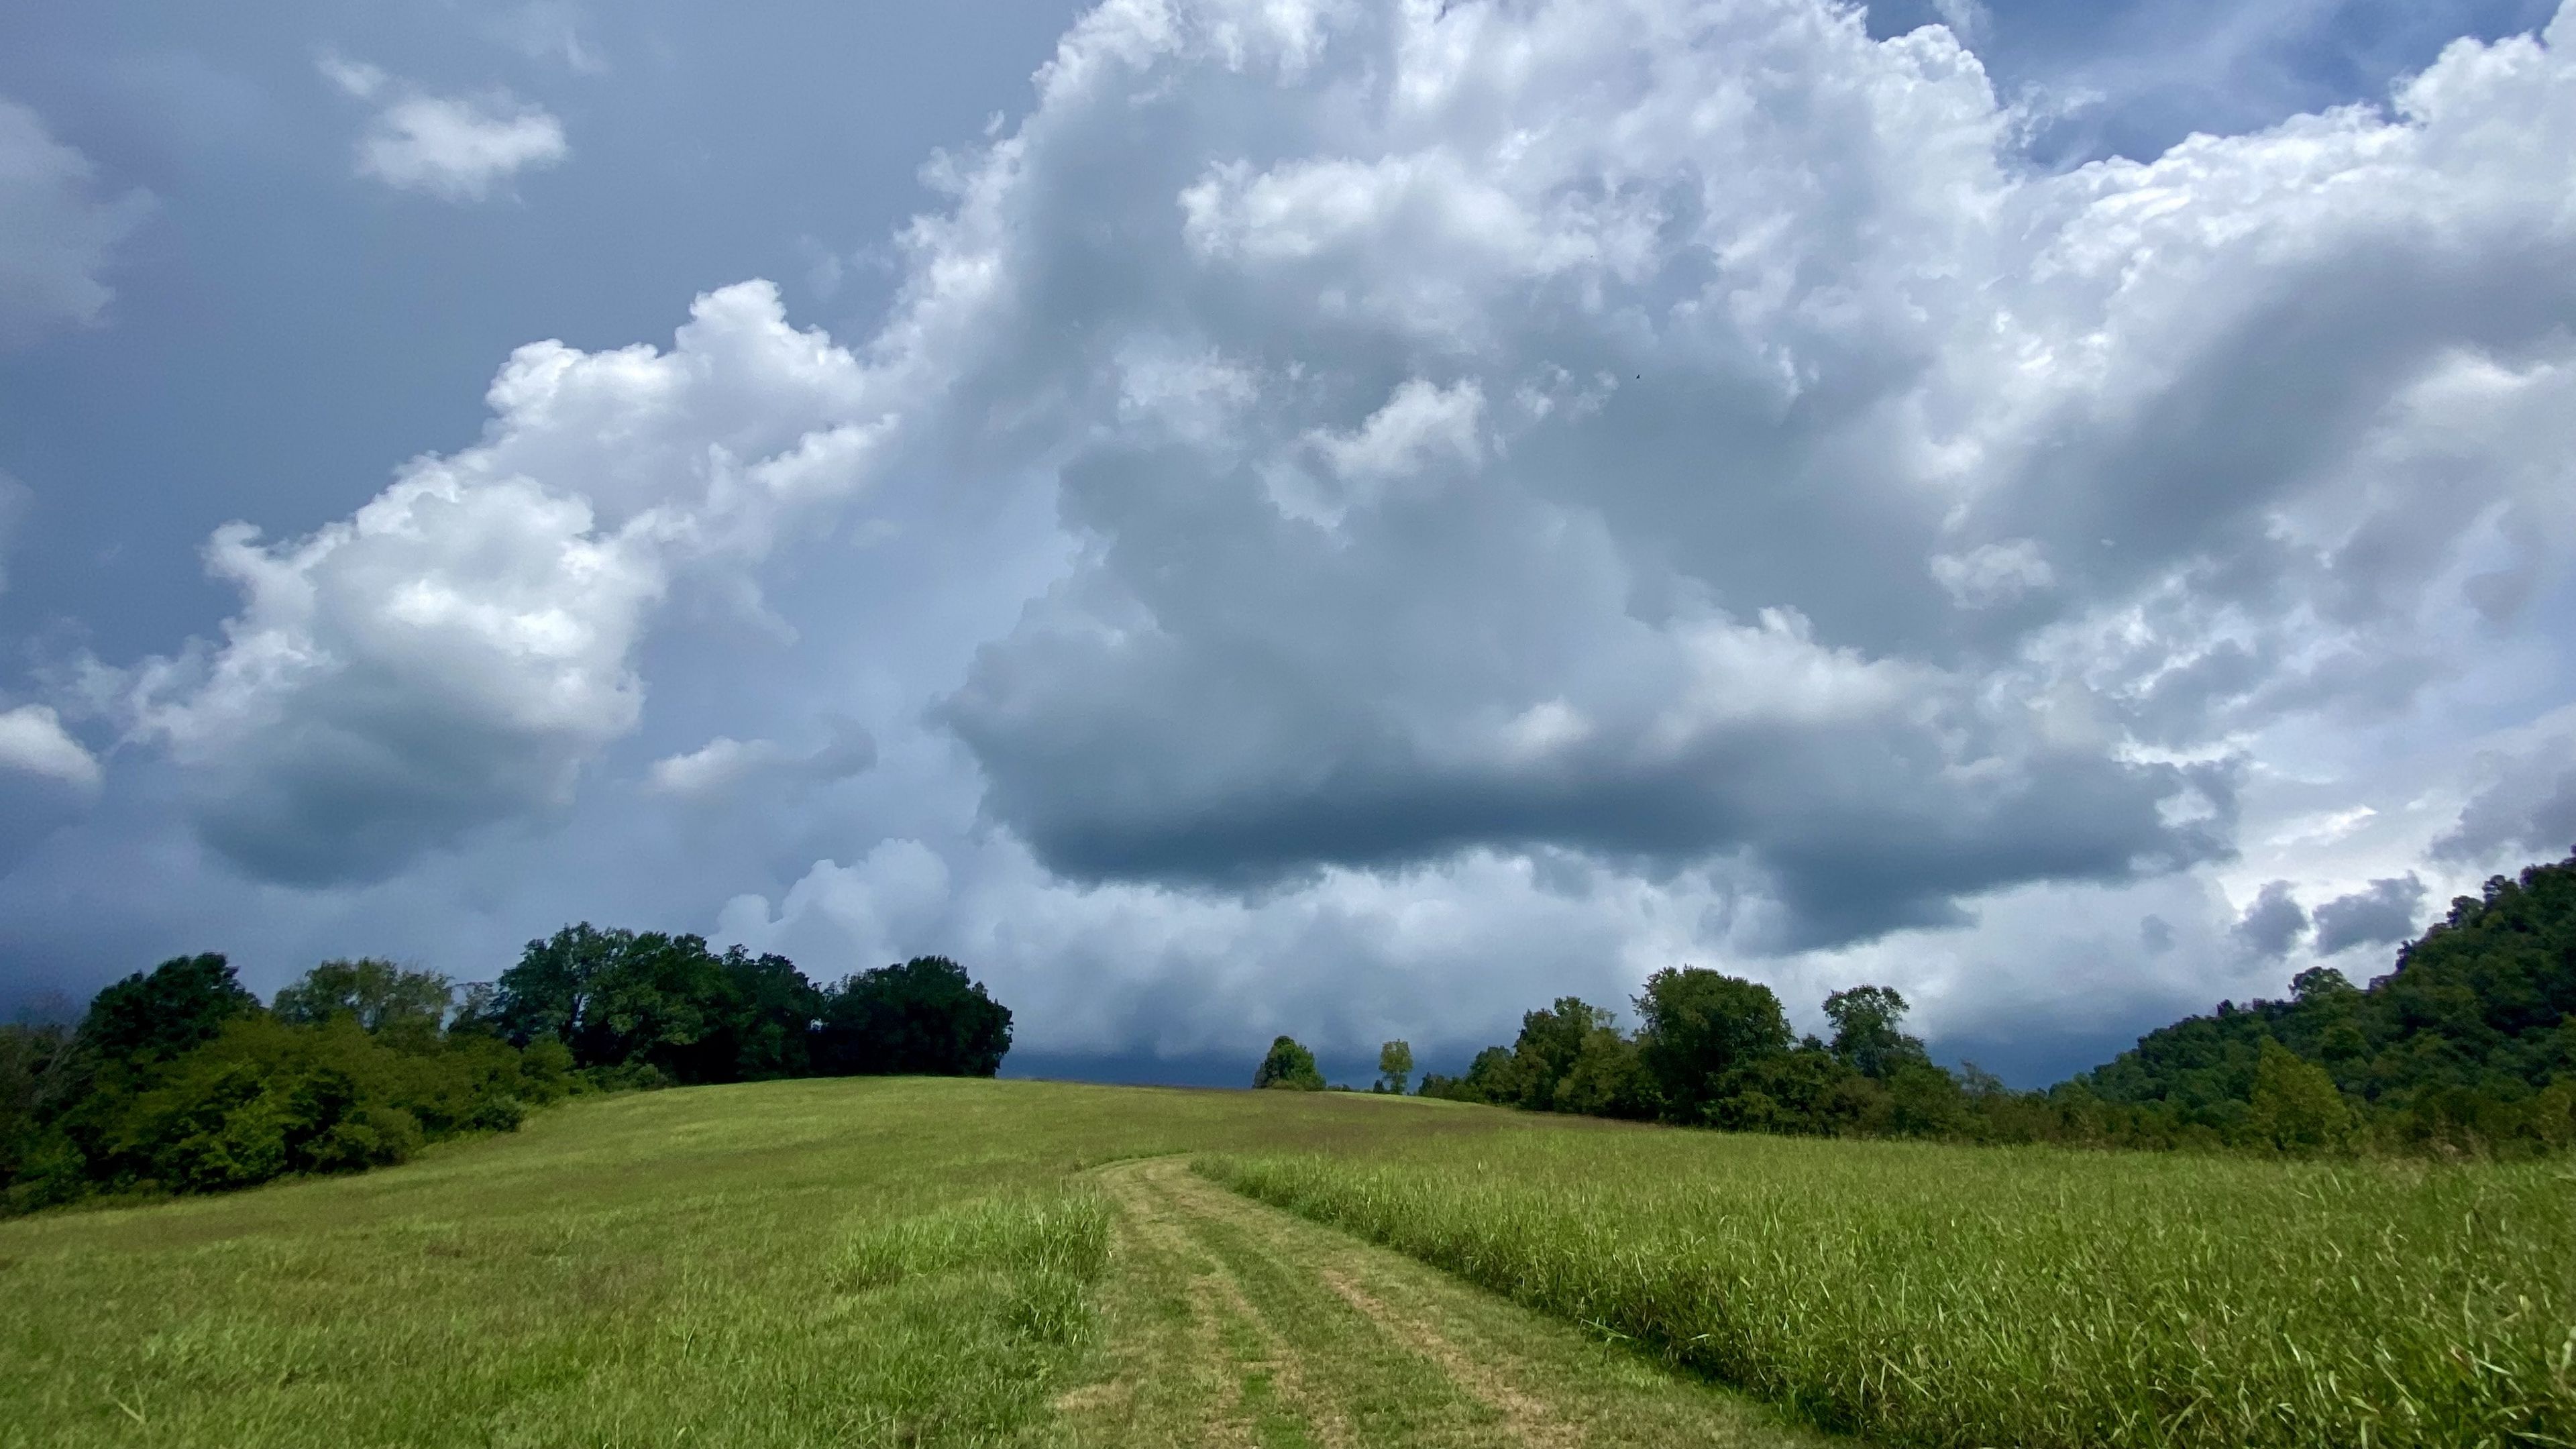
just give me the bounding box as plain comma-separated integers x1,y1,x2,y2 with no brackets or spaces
482,1,609,75
321,56,568,202
0,705,101,791
122,282,896,882
66,0,2576,1071
645,718,876,801
0,97,151,345
1931,539,2055,608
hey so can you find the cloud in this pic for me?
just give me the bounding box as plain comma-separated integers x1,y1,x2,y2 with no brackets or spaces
321,56,568,202
0,471,28,593
64,0,2576,1070
1931,539,2055,608
124,282,894,883
482,1,608,75
2435,718,2576,865
2231,879,2308,959
645,718,877,801
913,0,2576,948
2310,872,2425,956
0,97,152,345
0,705,101,791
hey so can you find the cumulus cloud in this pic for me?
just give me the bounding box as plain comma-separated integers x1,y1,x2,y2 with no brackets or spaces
2310,873,2425,957
124,282,895,883
321,56,568,202
645,718,877,801
2436,719,2576,865
908,0,2576,948
2231,879,2308,960
82,0,2576,1066
0,97,151,345
0,704,101,790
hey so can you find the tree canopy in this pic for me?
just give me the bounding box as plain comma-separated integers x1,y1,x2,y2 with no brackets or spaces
1413,851,2576,1158
1254,1036,1324,1091
815,957,1013,1078
5,932,1018,1214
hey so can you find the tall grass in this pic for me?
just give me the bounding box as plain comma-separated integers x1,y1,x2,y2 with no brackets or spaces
1203,1128,2576,1448
820,1189,1114,1442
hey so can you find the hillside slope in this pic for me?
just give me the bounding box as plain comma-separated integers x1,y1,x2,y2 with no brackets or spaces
0,1077,1814,1449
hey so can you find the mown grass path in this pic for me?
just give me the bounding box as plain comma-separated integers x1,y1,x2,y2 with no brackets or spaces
1059,1157,1834,1449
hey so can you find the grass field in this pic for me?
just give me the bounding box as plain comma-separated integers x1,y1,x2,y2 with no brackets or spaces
3,1079,2567,1448
1207,1127,2576,1448
0,1078,1817,1448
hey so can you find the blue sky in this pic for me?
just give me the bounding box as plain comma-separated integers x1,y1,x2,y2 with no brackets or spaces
3,0,2573,1085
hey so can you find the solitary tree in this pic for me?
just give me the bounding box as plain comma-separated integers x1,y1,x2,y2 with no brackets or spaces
1375,1040,1414,1094
1254,1036,1324,1091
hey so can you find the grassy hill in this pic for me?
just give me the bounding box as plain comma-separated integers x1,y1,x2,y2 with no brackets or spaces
3,1077,2568,1448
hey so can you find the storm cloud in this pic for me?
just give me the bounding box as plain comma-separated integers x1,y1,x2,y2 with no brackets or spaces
7,0,2576,1075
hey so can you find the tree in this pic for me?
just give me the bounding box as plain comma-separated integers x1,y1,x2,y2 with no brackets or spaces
1417,1045,1514,1102
1552,1026,1657,1119
1505,998,1613,1110
78,954,260,1067
272,959,453,1038
1705,1045,1864,1134
815,957,1012,1077
1633,967,1792,1124
1254,1036,1324,1091
2245,1039,2350,1152
481,925,745,1081
476,924,623,1053
694,949,824,1081
1823,985,1929,1080
0,1018,79,1204
1375,1040,1413,1095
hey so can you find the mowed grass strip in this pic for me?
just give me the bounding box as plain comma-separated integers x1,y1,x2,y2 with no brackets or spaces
1203,1124,2576,1449
0,1078,1502,1449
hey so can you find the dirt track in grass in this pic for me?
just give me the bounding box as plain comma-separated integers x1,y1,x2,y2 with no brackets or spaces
1057,1157,1833,1449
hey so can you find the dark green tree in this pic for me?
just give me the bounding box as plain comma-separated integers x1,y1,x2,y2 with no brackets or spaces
1504,998,1613,1110
474,924,623,1053
1705,1044,1868,1134
690,949,824,1081
1633,967,1793,1124
815,957,1012,1077
480,925,747,1081
2245,1039,2351,1152
1823,984,1929,1080
78,954,260,1067
1253,1035,1325,1091
1552,1025,1658,1119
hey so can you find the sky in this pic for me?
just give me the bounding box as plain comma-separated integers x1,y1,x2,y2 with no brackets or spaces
2,0,2572,1087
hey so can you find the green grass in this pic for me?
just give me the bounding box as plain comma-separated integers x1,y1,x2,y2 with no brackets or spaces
0,1078,1505,1449
10,1077,2569,1448
1203,1124,2576,1448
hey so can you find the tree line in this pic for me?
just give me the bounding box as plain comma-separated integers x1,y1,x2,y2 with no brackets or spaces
1257,851,2576,1158
0,926,1013,1214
